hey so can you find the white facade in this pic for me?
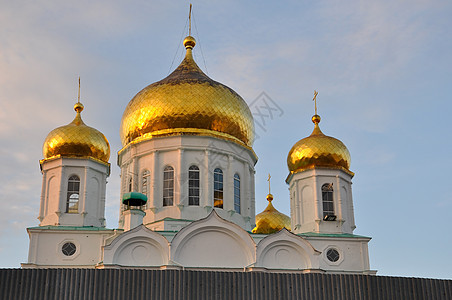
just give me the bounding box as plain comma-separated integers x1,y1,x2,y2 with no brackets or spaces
24,211,372,274
287,168,356,234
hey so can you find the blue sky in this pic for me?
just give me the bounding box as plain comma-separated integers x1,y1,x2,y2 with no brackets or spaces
1,1,451,279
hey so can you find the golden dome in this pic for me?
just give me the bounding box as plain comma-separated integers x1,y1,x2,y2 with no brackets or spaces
42,102,110,163
252,194,291,234
287,114,351,174
120,36,254,148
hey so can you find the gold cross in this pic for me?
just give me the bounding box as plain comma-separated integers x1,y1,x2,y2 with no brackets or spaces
189,4,192,36
267,173,271,194
78,76,81,102
313,90,318,115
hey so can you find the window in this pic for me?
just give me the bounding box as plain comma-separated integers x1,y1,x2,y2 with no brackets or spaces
188,165,200,206
326,248,340,262
163,166,174,206
128,177,133,192
141,170,150,197
234,174,240,213
66,175,80,213
322,183,334,218
213,168,223,208
61,242,76,256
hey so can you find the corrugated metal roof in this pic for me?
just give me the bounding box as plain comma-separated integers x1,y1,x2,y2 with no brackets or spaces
0,269,450,300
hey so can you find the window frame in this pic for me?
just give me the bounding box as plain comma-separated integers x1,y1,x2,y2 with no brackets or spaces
213,168,223,209
322,183,334,218
233,173,241,213
163,166,174,206
66,175,80,214
188,165,200,206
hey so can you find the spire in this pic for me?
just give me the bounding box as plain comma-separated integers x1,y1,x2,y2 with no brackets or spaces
72,77,85,126
310,90,323,135
74,76,84,113
183,4,196,50
312,90,320,125
189,3,192,36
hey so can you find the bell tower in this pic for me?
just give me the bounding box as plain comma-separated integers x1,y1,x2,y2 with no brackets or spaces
286,92,356,234
39,82,110,227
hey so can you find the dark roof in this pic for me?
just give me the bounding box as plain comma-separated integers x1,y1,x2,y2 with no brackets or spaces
1,269,451,300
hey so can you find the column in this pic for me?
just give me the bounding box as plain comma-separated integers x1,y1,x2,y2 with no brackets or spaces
152,151,159,208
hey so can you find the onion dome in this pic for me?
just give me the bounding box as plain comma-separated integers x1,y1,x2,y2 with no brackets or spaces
120,36,254,149
252,194,291,234
287,114,351,174
42,102,110,163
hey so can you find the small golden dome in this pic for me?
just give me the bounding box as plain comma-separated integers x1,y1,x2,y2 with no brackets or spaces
43,102,110,163
120,36,254,148
287,115,351,174
252,194,291,234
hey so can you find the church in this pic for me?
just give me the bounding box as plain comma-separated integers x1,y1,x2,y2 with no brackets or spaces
22,30,374,274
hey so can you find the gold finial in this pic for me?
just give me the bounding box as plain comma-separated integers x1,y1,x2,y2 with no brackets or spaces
74,76,84,113
183,4,196,49
312,90,320,124
266,173,273,202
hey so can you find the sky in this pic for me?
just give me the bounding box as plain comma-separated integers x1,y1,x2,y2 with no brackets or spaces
1,0,451,279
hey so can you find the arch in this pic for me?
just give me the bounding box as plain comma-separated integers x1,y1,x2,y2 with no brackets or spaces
163,166,174,206
213,168,223,208
103,225,169,267
233,173,240,213
170,211,256,268
256,229,320,270
188,165,200,206
66,175,80,213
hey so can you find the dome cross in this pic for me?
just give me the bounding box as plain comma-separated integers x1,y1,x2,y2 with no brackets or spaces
313,90,318,115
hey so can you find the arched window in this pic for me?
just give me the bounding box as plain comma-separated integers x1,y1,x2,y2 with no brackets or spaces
188,165,200,206
322,183,335,219
128,177,133,192
66,175,80,213
234,174,241,213
213,168,223,208
142,170,150,199
163,166,174,206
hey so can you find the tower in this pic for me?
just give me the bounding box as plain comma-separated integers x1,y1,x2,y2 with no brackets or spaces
39,99,110,227
286,109,356,234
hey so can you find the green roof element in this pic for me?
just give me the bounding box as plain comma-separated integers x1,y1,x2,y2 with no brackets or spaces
145,217,194,225
27,226,114,231
300,232,371,239
122,192,147,206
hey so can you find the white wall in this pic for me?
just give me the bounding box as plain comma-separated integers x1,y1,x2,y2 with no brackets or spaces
117,135,257,231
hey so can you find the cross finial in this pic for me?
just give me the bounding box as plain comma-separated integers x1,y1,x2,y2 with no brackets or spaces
267,173,271,194
78,76,81,102
188,3,192,36
313,90,318,115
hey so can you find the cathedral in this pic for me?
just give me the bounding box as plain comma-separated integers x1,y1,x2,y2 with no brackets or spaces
22,32,373,274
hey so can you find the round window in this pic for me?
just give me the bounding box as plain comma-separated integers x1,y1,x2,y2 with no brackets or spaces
61,242,77,256
326,248,340,262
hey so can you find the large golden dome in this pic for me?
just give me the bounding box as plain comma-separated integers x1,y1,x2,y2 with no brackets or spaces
252,194,291,234
120,36,254,148
42,102,110,163
287,114,351,174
